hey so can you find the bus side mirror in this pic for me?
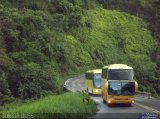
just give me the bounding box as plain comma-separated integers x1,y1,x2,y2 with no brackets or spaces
135,81,138,91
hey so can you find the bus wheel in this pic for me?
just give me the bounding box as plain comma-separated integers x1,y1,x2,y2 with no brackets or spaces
92,89,95,96
86,88,90,95
107,103,112,107
103,99,106,103
128,103,132,106
102,96,106,103
86,88,88,93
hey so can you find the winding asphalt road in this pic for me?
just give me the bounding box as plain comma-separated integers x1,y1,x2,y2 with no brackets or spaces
64,74,160,119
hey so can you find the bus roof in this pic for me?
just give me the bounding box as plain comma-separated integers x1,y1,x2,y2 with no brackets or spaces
86,69,102,74
103,64,133,69
107,80,135,82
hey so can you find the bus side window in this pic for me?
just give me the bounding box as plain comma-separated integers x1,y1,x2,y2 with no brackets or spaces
86,73,93,80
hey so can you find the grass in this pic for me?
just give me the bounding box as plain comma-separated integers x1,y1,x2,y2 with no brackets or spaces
0,92,97,118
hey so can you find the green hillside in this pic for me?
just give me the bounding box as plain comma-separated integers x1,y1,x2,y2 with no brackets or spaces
1,92,96,118
0,0,158,105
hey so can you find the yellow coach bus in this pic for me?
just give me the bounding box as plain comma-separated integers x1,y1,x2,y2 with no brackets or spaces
101,64,138,105
85,69,102,95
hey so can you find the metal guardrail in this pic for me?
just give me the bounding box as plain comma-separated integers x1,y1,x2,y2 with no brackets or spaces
136,91,152,99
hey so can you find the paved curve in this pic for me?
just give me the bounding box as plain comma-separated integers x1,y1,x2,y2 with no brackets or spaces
64,75,160,119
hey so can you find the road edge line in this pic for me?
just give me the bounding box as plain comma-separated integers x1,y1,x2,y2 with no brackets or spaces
135,102,160,113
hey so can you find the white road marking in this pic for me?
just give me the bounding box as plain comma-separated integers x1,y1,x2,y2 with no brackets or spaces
135,102,160,113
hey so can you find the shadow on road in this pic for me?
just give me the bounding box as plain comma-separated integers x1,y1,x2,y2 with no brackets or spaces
88,94,102,97
107,103,132,107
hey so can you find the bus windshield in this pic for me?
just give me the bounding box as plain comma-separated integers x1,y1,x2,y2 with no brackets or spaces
94,74,101,88
108,69,133,80
108,82,135,95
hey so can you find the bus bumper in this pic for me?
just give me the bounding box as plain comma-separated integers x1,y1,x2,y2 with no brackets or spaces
108,99,134,104
107,97,135,104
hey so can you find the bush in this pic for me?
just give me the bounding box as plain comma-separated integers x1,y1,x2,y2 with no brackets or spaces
0,72,12,105
8,63,61,99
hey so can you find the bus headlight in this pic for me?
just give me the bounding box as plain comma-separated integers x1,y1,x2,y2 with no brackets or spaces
95,89,98,92
108,100,111,104
132,100,135,103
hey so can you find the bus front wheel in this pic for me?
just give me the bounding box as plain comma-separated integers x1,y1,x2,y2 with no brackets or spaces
86,88,88,93
86,88,90,95
92,89,95,96
127,103,132,106
102,96,106,103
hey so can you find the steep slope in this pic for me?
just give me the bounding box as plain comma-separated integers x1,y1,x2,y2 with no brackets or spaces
0,0,158,104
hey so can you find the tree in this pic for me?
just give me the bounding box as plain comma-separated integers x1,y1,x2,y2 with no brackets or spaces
0,72,12,105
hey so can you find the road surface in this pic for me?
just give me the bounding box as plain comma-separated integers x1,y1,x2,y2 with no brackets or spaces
64,74,160,119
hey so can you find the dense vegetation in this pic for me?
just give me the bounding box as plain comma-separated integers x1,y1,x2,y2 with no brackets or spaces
0,0,159,105
1,92,96,118
98,0,160,41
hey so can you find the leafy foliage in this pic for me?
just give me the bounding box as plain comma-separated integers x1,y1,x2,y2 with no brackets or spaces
0,72,12,105
0,0,159,105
